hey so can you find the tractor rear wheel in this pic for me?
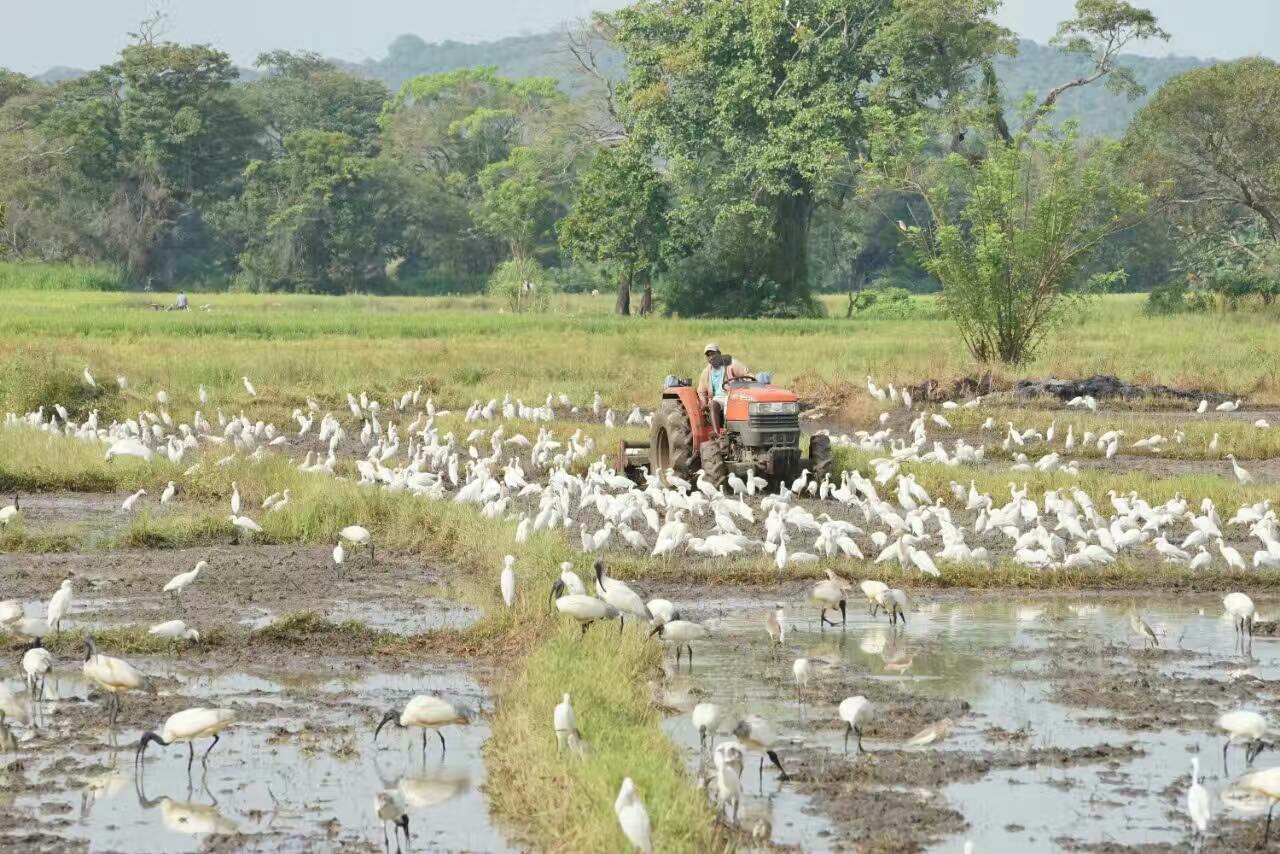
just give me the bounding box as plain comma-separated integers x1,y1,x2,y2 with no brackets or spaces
808,433,833,484
699,439,729,489
650,399,696,479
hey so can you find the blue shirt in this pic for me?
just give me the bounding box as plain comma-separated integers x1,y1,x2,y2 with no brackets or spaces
710,365,726,397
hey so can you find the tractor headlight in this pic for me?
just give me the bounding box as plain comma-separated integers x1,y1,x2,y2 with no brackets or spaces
749,402,799,416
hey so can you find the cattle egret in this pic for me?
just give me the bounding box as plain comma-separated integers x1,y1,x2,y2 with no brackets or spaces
105,439,153,463
121,489,147,512
733,716,789,782
906,718,953,746
713,741,745,824
8,616,50,647
792,657,812,705
136,707,236,771
1227,454,1253,484
375,695,474,755
553,693,575,751
82,637,147,725
242,376,257,397
839,696,873,753
83,366,96,387
692,702,721,750
160,481,177,504
230,482,241,515
765,604,786,645
500,555,516,607
164,560,206,602
1126,607,1160,647
615,777,653,853
229,514,262,542
549,563,586,604
47,579,72,634
23,647,52,699
149,620,200,646
0,495,18,525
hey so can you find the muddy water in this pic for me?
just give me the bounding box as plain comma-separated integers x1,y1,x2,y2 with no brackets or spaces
662,591,1280,852
2,662,510,852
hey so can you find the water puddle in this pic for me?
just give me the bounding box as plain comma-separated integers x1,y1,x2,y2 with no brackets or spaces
2,662,511,852
662,591,1280,851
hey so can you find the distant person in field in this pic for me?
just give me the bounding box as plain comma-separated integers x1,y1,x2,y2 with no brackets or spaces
176,292,189,311
697,342,749,433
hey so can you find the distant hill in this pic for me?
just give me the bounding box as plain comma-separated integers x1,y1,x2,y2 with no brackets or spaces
30,32,1211,137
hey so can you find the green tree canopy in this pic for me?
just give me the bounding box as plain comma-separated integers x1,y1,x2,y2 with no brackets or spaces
245,51,389,155
611,0,1012,316
559,141,669,314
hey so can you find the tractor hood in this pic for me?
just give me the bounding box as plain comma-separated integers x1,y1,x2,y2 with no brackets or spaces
728,386,797,404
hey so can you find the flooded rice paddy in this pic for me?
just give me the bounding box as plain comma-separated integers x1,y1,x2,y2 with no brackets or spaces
662,590,1280,852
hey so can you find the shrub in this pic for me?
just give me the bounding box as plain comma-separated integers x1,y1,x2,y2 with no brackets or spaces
486,257,557,313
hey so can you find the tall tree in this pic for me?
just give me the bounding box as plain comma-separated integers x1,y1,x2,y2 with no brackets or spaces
611,0,1010,316
559,141,668,315
245,51,389,155
1125,57,1280,244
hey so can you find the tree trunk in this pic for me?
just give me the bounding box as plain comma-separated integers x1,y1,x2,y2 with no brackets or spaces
639,278,653,315
615,268,631,315
764,183,814,310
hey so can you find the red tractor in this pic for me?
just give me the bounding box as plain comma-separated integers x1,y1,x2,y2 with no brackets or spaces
619,369,831,488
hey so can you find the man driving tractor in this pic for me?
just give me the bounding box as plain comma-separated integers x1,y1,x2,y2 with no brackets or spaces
697,342,750,433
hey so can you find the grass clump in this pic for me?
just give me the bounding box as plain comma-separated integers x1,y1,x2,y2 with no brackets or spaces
39,624,233,657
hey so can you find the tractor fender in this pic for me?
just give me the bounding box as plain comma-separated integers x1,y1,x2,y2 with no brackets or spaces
663,386,712,448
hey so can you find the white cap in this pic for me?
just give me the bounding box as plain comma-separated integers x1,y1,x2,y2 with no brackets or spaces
704,342,720,354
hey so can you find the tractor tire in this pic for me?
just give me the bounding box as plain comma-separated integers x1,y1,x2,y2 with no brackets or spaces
651,399,696,480
808,433,833,484
700,439,729,489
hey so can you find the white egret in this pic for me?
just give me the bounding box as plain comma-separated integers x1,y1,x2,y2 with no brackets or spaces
549,562,586,604
136,707,236,771
713,741,745,824
1226,454,1253,484
614,777,653,854
792,657,812,705
46,578,72,634
1187,756,1211,842
82,636,147,725
121,489,147,512
500,554,516,607
160,480,177,504
375,695,474,755
230,481,241,515
228,514,262,542
553,693,575,751
241,376,257,397
0,494,19,525
149,619,200,645
838,695,873,753
164,560,206,602
83,366,96,387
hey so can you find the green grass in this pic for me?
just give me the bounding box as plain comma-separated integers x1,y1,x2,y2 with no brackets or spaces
2,291,1280,428
0,262,126,292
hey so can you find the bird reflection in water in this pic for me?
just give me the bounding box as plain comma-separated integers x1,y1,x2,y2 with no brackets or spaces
135,772,237,835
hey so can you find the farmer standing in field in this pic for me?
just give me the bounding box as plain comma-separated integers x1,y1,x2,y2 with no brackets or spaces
697,342,750,433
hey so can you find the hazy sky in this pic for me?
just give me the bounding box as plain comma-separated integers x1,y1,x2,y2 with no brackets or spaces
4,0,1277,75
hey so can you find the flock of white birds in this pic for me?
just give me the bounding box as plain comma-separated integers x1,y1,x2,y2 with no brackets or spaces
2,368,1280,849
